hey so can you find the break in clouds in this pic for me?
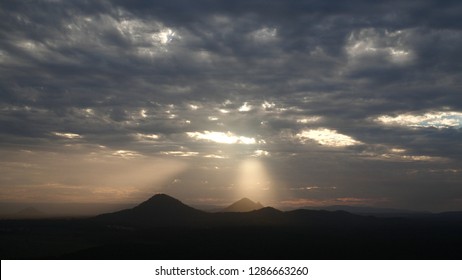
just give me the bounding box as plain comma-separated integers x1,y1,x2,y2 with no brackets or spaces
0,0,462,211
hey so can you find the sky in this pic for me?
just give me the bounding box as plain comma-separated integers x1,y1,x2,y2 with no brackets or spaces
1,0,462,212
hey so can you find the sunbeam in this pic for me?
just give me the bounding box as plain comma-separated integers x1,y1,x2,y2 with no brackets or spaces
236,158,274,204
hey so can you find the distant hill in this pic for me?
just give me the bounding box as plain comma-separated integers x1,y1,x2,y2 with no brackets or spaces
3,194,462,259
222,198,264,212
93,193,207,227
0,202,137,218
13,207,47,219
93,194,373,228
93,193,462,229
312,205,428,217
434,211,462,222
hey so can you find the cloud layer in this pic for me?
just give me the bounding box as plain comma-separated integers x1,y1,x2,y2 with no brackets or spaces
1,0,461,211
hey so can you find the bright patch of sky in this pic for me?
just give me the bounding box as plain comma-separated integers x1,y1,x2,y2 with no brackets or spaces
115,16,177,57
189,104,199,110
187,131,257,144
135,133,159,141
297,128,362,147
160,151,199,157
297,116,321,124
254,150,270,157
112,150,141,158
261,101,276,110
52,132,82,139
250,27,278,42
361,147,444,162
238,102,252,112
346,28,414,64
376,111,462,128
204,154,227,159
117,18,175,45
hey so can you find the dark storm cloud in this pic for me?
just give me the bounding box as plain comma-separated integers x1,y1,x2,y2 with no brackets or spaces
1,0,461,145
1,0,462,210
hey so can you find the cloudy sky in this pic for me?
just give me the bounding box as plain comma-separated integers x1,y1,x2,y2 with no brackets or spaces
1,0,461,211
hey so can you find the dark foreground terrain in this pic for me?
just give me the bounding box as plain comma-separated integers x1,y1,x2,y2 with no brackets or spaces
1,194,462,259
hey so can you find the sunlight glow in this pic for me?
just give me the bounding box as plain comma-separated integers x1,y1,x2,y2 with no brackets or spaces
112,150,141,158
297,116,321,124
117,18,175,45
187,131,257,144
238,102,252,112
53,132,82,139
160,151,199,157
346,28,414,64
254,150,270,157
0,149,188,203
189,104,199,110
236,159,273,203
135,133,159,141
297,128,362,147
250,27,277,42
115,16,177,58
375,111,462,128
360,148,444,162
262,101,276,110
157,28,175,44
204,154,227,159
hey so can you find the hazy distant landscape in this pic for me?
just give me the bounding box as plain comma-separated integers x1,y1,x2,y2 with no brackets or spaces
0,202,136,219
1,194,461,260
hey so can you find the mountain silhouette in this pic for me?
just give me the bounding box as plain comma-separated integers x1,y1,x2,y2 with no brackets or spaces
222,198,264,212
94,193,206,227
133,193,199,214
14,207,46,219
93,193,373,228
4,193,462,259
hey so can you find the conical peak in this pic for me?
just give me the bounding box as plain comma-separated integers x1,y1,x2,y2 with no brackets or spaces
236,198,263,207
236,197,253,203
223,197,264,212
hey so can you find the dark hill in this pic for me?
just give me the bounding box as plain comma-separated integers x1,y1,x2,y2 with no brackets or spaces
133,193,199,214
222,198,264,212
14,207,47,219
209,206,286,226
4,194,462,259
434,211,462,222
93,194,207,227
93,194,375,228
285,209,377,227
